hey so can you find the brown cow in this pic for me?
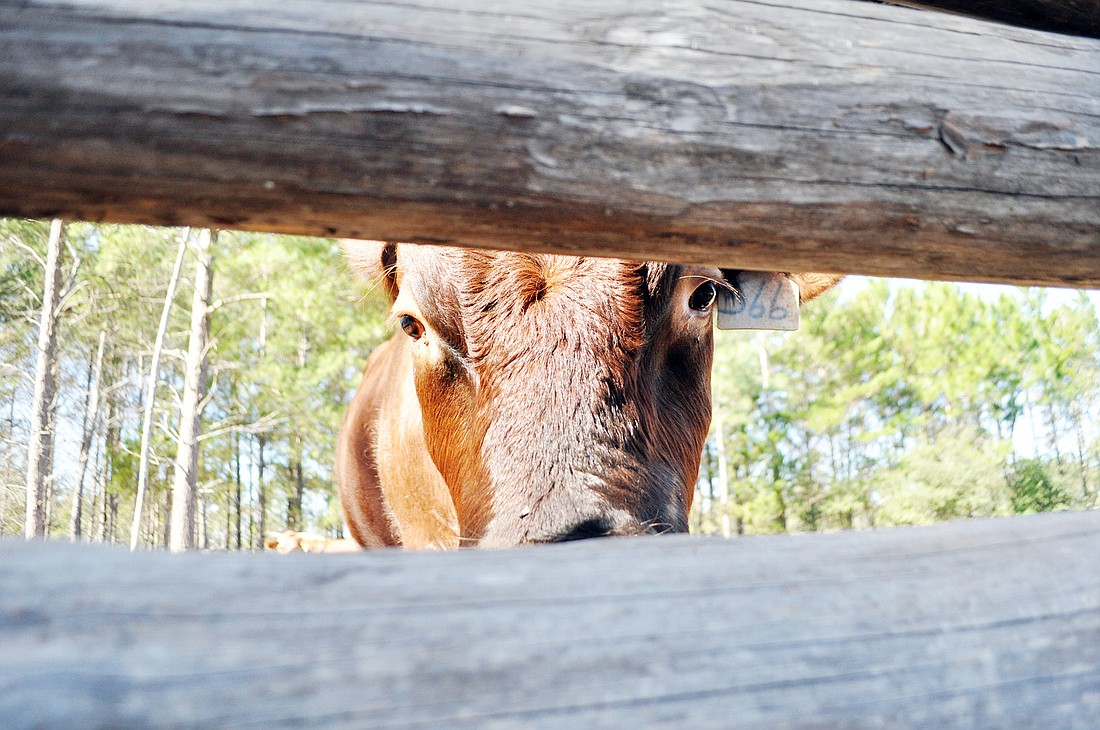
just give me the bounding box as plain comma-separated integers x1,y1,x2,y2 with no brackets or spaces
337,241,839,549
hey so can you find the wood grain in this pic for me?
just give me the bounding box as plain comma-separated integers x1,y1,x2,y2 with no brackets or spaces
2,511,1099,728
0,0,1098,287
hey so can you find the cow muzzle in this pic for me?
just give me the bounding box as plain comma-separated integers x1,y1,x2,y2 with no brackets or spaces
477,508,681,548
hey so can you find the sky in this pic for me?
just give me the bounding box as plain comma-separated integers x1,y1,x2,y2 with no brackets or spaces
839,275,1100,312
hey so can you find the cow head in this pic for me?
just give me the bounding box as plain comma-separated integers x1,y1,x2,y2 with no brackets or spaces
345,241,838,547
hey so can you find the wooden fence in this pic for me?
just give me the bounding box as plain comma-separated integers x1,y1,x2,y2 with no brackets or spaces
3,511,1099,727
1,0,1098,286
1,1,1099,726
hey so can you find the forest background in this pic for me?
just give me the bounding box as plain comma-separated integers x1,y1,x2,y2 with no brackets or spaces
2,219,1097,549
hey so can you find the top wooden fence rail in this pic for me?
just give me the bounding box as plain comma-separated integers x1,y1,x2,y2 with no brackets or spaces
0,0,1098,287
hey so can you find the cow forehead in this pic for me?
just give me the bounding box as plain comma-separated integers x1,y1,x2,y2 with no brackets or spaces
398,247,683,354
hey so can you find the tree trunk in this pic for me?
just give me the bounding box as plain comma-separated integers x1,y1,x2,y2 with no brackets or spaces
713,401,731,540
69,330,106,542
197,488,208,551
131,229,189,550
233,430,242,551
106,494,117,543
285,332,308,532
1046,400,1064,465
24,219,64,539
1070,402,1091,503
256,433,266,547
150,487,161,548
98,376,119,545
253,297,268,548
224,480,231,550
89,432,103,543
1,393,15,536
732,463,745,536
287,444,304,532
773,480,788,533
99,389,119,545
691,442,710,534
169,229,215,553
43,410,56,535
704,440,717,532
161,488,172,550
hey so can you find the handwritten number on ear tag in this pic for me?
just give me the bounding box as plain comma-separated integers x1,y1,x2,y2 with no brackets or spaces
716,272,800,331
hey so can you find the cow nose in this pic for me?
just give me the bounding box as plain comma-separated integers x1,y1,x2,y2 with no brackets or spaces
478,509,665,548
548,514,651,543
551,516,618,542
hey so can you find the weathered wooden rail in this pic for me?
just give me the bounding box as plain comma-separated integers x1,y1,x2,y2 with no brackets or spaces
1,0,1098,287
2,511,1099,728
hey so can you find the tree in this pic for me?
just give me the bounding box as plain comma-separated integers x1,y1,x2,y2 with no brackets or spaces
3,220,392,545
698,278,1100,536
24,220,66,538
69,329,106,541
1008,458,1072,515
1,219,51,535
169,229,215,552
130,229,189,550
210,232,388,544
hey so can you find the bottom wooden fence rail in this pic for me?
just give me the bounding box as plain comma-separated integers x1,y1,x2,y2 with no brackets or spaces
2,511,1099,729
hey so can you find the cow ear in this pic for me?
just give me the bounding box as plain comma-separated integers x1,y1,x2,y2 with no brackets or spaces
718,270,843,305
787,273,843,304
341,239,399,301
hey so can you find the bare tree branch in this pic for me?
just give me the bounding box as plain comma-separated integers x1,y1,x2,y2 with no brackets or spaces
207,292,270,313
6,236,46,270
197,411,285,443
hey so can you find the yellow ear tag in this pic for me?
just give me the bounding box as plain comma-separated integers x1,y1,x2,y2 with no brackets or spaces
716,271,800,331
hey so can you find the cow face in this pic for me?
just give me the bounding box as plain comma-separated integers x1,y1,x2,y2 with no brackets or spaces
345,240,837,547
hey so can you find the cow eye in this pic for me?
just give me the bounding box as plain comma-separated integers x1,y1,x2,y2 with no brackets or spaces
399,314,424,340
688,281,717,312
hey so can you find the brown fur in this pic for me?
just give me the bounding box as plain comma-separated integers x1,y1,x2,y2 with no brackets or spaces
337,242,839,549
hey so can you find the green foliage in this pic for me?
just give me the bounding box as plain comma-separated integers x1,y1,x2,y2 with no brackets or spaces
876,425,1012,526
701,279,1100,536
0,220,51,405
1007,459,1072,515
205,232,389,537
1,221,389,545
